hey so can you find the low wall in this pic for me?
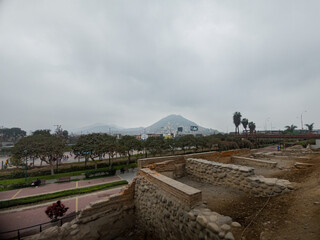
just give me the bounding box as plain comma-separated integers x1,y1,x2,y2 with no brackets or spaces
186,158,293,197
26,183,136,240
311,139,320,150
135,169,240,240
138,149,251,179
232,156,277,168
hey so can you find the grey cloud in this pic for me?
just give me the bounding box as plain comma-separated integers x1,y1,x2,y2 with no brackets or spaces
1,0,319,132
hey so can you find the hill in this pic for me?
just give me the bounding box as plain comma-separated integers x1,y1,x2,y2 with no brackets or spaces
72,115,218,136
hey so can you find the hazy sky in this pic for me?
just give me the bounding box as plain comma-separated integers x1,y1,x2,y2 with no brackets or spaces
1,0,319,133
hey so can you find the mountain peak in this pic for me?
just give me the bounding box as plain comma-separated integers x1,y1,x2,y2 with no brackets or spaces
73,114,218,135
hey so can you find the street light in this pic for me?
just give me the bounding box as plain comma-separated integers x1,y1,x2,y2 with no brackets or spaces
24,150,28,183
301,110,307,130
264,117,270,132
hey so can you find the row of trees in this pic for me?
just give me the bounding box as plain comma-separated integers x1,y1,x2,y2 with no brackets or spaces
72,134,224,168
284,123,314,134
0,127,26,143
11,130,257,175
233,112,315,135
233,112,256,135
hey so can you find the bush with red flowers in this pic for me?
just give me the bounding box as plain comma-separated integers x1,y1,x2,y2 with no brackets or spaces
45,200,69,220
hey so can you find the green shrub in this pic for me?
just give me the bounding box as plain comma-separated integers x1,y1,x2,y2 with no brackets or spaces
85,168,116,178
218,141,239,151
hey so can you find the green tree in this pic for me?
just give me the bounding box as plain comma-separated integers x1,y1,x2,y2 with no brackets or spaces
196,136,208,152
305,123,314,132
118,135,141,165
0,127,26,143
241,118,249,134
97,135,117,167
33,129,51,136
72,133,104,169
177,135,196,154
12,132,65,175
145,136,165,156
284,124,297,134
164,138,177,155
205,135,219,150
233,112,242,134
248,122,256,134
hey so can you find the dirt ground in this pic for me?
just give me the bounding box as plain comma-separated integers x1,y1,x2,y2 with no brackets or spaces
178,151,320,240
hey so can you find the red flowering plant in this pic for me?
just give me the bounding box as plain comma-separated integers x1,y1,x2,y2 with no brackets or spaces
45,200,69,221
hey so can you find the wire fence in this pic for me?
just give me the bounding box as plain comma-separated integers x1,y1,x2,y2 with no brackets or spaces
0,212,79,240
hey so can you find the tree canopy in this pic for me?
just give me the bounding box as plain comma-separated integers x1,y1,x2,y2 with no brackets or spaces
305,123,314,132
12,131,65,175
248,122,256,134
0,127,26,143
233,112,242,134
284,124,297,134
241,118,249,132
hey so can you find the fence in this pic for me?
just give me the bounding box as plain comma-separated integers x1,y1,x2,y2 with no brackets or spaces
0,212,79,240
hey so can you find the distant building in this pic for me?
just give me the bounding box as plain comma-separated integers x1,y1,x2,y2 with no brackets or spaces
147,134,163,138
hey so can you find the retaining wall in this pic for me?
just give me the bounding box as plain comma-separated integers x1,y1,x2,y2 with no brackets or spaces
135,168,240,240
186,158,293,197
26,182,136,240
139,149,250,179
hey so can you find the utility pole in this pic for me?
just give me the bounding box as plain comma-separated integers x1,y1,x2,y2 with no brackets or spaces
301,111,307,130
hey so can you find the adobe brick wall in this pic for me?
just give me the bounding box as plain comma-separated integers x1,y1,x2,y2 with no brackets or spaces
186,158,293,197
134,169,239,240
25,181,136,240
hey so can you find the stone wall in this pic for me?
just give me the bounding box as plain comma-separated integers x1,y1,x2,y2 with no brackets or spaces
232,156,277,168
26,182,136,240
138,149,250,179
134,168,240,240
186,158,293,197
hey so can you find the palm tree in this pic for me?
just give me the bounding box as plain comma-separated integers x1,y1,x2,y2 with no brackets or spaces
248,122,256,134
284,124,297,134
233,112,242,134
305,123,314,132
241,118,249,134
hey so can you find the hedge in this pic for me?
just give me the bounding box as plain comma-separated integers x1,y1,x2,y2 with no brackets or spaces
0,180,128,209
85,168,116,178
0,163,137,191
0,160,137,180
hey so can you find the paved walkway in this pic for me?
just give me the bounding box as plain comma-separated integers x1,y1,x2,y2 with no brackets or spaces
0,188,123,237
0,170,137,236
0,169,137,201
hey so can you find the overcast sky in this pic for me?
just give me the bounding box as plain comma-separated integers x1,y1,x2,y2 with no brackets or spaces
1,0,319,133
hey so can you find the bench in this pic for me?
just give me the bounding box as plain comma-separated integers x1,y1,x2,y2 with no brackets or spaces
58,176,71,183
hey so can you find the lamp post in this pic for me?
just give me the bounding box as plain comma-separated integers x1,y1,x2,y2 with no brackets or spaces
24,150,28,183
264,117,270,132
301,111,307,130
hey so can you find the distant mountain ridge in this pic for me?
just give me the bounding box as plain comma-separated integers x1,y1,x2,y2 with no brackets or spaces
72,114,218,136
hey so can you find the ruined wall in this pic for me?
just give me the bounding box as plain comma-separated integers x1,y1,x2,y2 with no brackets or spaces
26,182,136,240
186,158,293,197
134,168,240,240
232,156,277,168
139,149,250,179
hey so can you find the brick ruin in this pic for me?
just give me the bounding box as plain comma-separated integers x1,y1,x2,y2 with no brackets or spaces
26,149,294,240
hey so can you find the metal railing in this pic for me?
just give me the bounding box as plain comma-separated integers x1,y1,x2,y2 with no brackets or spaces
0,212,79,240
